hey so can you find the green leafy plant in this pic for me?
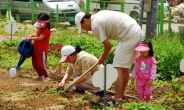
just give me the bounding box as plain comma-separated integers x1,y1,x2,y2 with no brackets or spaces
73,97,83,103
2,39,20,48
153,32,184,78
120,102,165,110
171,76,183,93
73,94,90,103
153,80,168,89
7,92,12,97
172,82,184,94
46,87,57,94
58,97,69,103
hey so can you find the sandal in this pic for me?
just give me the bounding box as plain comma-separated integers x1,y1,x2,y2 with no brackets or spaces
98,96,116,106
116,97,128,103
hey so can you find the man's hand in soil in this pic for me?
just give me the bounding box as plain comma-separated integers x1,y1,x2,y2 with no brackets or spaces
59,80,65,87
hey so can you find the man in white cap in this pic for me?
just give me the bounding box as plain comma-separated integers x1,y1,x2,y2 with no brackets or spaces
75,10,142,104
59,45,104,97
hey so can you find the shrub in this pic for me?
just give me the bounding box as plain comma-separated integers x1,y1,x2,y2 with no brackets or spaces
153,31,184,79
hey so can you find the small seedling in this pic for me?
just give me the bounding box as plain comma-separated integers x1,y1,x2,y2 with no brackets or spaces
7,92,12,97
58,97,68,103
46,87,57,94
73,94,90,103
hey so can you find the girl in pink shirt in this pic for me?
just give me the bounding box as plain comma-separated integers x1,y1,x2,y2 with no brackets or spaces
131,39,157,103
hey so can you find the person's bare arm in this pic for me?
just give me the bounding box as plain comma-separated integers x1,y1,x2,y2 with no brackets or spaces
59,73,72,87
98,39,112,64
26,34,45,41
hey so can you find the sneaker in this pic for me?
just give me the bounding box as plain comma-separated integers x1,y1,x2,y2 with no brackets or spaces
73,87,85,94
95,91,104,98
35,76,42,80
43,77,50,82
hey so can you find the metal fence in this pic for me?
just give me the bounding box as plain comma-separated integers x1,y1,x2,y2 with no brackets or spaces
0,0,173,35
0,1,167,22
81,0,171,35
0,1,79,25
82,0,140,16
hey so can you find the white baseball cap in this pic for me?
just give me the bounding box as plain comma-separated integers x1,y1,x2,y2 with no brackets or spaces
75,12,86,34
60,45,75,62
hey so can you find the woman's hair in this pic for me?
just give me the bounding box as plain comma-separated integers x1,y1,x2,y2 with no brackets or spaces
37,13,51,29
80,13,91,23
70,45,82,56
141,39,154,56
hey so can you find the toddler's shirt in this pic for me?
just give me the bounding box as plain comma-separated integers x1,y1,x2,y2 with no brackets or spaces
132,56,157,82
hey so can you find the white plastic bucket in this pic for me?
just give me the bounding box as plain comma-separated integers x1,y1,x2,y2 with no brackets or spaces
9,68,17,78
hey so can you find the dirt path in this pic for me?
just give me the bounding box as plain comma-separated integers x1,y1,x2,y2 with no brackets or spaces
0,36,10,42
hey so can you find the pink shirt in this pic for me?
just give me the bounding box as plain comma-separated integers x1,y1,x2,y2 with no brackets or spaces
132,56,157,82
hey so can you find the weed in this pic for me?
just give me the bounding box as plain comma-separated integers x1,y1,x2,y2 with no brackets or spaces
172,82,183,93
73,94,90,104
7,92,12,97
73,97,83,103
46,87,57,94
58,97,69,103
120,102,165,110
171,76,184,93
27,95,33,99
154,80,168,89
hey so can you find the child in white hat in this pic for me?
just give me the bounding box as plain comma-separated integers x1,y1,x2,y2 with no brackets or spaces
131,39,157,103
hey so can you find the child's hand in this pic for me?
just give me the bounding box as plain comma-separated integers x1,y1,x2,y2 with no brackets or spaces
26,36,31,42
148,81,153,87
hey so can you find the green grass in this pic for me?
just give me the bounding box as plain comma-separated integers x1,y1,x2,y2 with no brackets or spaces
0,21,184,78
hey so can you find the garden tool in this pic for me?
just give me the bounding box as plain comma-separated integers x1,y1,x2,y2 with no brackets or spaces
62,47,116,93
9,39,33,77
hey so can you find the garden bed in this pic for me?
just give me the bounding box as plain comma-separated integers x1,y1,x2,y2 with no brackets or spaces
0,66,184,109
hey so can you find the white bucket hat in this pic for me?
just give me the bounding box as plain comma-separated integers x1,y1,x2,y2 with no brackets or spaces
75,12,85,34
60,45,75,62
